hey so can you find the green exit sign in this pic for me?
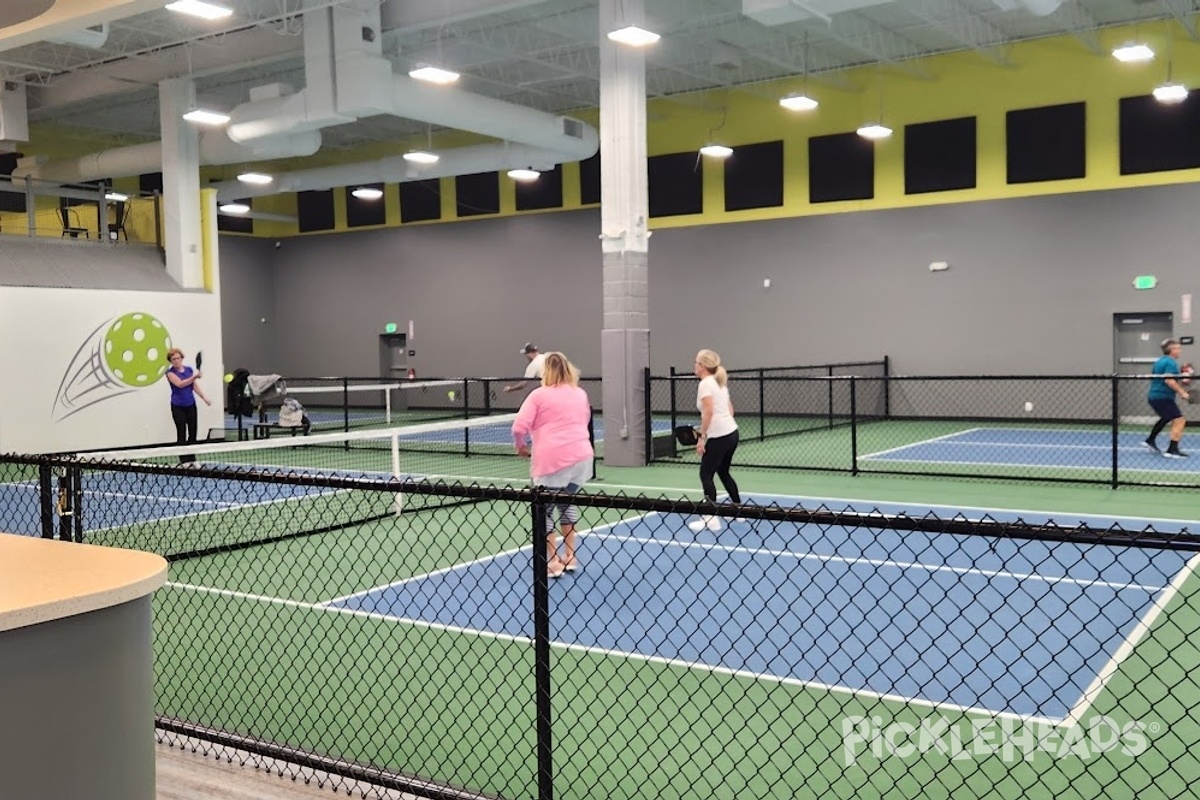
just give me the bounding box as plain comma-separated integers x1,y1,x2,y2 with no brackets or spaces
1133,275,1157,290
384,322,398,333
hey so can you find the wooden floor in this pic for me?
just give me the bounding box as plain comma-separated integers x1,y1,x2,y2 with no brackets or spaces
155,741,414,800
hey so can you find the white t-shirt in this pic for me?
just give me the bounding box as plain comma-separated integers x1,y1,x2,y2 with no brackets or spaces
524,352,547,380
697,375,737,439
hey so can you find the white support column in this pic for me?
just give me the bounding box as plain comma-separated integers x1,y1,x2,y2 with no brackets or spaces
159,78,204,289
599,0,651,467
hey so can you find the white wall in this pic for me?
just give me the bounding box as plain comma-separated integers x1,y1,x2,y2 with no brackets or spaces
0,288,225,453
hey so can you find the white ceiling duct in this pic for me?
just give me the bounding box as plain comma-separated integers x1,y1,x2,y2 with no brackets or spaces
12,130,321,183
990,0,1064,16
209,141,580,202
743,0,892,25
46,23,109,50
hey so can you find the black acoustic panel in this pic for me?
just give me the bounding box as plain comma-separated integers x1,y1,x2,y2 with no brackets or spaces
456,172,499,217
297,189,335,232
0,152,25,213
905,117,977,194
1119,93,1200,175
515,165,563,211
345,183,386,228
217,198,253,233
399,179,441,223
808,133,874,203
1006,102,1086,184
724,140,784,211
579,152,600,205
139,172,164,194
649,151,703,217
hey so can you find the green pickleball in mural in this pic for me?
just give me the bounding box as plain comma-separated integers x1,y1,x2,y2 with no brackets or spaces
102,312,173,386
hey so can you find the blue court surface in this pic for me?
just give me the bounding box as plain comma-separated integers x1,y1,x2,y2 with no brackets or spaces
861,427,1200,473
323,493,1198,724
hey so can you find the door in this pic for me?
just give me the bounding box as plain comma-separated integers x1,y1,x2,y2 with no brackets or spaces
380,333,408,380
1113,312,1173,424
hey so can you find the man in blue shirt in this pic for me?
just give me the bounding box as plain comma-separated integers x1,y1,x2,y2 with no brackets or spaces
1144,338,1191,458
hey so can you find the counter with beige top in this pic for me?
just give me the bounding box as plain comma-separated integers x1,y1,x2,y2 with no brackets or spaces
0,533,167,800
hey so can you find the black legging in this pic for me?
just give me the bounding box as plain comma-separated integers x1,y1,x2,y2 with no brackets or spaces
699,429,740,503
171,404,199,462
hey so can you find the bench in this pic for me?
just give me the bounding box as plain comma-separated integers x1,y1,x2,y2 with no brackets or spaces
251,422,309,440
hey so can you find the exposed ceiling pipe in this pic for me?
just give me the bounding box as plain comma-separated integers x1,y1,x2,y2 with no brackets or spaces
210,141,583,201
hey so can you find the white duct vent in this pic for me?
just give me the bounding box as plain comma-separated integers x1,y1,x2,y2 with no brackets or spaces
561,117,584,140
47,23,109,49
743,0,892,24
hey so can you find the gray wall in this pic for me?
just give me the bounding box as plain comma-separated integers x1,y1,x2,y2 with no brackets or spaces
218,236,277,373
220,182,1200,379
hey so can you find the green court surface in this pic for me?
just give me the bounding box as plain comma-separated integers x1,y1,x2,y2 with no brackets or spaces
146,452,1200,800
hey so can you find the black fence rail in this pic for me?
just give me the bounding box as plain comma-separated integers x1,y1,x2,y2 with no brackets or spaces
1,453,1197,800
649,372,1200,489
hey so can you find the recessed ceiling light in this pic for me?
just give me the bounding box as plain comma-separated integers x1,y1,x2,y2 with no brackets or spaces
351,187,384,200
408,66,460,84
165,0,233,21
607,26,661,47
856,123,893,140
507,169,540,182
237,172,273,185
182,109,230,125
403,151,440,165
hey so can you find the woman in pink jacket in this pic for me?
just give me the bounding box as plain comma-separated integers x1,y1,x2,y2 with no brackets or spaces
512,352,594,578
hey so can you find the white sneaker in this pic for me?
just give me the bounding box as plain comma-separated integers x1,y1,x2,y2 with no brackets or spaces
688,515,722,532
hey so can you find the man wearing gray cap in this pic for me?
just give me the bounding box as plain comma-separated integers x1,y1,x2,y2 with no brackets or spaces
504,343,548,394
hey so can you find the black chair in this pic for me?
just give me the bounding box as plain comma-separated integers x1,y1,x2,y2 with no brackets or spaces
58,206,89,239
108,200,128,241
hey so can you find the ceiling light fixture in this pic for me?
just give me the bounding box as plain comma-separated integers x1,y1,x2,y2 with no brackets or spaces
165,0,233,21
408,66,460,84
351,187,384,200
699,144,733,158
104,191,127,202
182,109,230,125
1112,43,1155,62
403,150,440,165
1154,83,1189,103
507,168,540,182
607,26,661,47
237,172,273,185
856,123,893,140
780,93,819,112
219,203,250,214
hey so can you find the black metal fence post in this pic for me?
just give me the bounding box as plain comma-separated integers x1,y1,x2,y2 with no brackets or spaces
668,366,678,446
827,366,835,429
38,464,53,538
643,367,653,465
463,379,471,457
883,355,891,419
758,369,765,441
532,494,554,800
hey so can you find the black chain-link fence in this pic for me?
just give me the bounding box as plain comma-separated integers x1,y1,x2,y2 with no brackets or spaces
1,453,1197,799
649,371,1200,489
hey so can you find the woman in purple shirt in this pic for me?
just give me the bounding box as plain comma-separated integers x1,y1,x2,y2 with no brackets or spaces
166,348,211,460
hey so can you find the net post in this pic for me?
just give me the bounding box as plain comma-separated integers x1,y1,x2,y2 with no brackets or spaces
758,369,765,441
1111,375,1120,490
385,384,393,425
38,463,53,538
668,366,678,447
827,366,835,429
643,367,652,464
850,376,859,476
72,466,83,543
883,355,891,419
531,492,554,800
342,378,351,448
391,432,404,514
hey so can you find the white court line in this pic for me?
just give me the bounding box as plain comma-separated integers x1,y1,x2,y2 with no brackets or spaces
880,440,1189,453
582,529,1165,593
858,455,1200,475
79,488,238,507
162,580,1060,728
857,428,982,460
1061,552,1200,729
86,487,352,535
318,514,661,606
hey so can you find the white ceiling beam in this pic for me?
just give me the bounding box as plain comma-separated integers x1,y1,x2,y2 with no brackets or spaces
0,0,165,53
1159,0,1200,41
898,0,1015,66
1044,0,1103,54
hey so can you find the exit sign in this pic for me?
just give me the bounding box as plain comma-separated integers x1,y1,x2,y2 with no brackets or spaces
384,322,397,333
1133,275,1157,290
